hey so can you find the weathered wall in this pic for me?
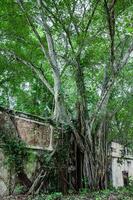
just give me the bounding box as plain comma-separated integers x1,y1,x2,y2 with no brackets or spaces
15,117,51,149
0,151,9,197
0,112,52,196
111,142,133,187
0,112,52,149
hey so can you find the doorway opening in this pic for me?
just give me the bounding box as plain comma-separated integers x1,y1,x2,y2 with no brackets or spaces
122,171,129,186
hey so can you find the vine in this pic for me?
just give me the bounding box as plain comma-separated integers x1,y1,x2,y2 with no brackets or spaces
0,130,29,172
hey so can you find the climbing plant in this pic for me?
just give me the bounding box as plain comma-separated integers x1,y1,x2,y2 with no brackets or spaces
0,130,28,171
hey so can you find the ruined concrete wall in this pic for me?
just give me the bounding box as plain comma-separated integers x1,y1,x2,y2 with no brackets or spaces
112,158,133,187
0,151,9,196
15,117,51,149
0,112,52,149
0,112,52,196
111,142,133,187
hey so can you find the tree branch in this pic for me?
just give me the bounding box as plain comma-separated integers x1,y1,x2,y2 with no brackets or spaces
0,49,54,95
115,41,133,71
91,41,133,126
104,0,116,73
17,0,49,60
17,0,53,66
76,0,101,57
37,0,59,73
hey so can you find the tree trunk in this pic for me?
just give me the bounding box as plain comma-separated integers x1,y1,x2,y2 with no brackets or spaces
83,119,108,190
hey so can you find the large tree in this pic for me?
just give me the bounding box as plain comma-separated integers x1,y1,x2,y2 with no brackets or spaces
0,0,133,190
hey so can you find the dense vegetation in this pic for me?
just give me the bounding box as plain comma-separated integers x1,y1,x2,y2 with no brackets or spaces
0,0,133,197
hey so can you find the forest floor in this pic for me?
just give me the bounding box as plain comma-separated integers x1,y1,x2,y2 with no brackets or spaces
1,196,27,200
0,194,133,200
1,187,133,200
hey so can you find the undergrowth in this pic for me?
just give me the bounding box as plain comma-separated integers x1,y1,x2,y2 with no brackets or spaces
28,186,133,200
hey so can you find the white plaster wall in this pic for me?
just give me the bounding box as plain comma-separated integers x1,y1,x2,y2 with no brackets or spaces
127,160,133,178
111,142,133,187
112,158,123,187
111,142,123,158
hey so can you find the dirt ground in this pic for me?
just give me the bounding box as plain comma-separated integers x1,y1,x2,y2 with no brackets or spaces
0,195,28,200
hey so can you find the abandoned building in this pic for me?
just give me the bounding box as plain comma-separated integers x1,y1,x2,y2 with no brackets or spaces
0,108,133,196
0,109,53,196
110,142,133,188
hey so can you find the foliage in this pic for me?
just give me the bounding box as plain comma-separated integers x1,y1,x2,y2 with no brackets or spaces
0,130,30,172
0,0,132,119
0,0,133,191
31,192,63,200
31,186,133,200
93,186,133,200
14,184,25,195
